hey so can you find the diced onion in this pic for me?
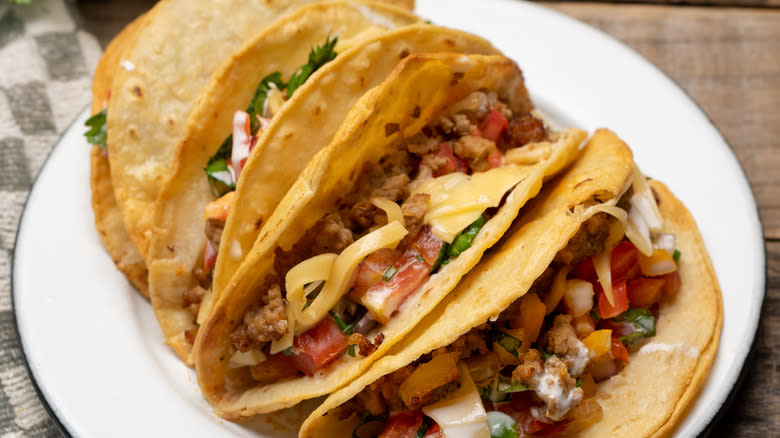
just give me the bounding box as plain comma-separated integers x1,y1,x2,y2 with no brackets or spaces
423,363,490,438
292,221,408,333
631,193,662,232
564,279,595,317
371,197,404,225
593,247,614,306
228,349,266,368
654,233,676,256
231,111,251,181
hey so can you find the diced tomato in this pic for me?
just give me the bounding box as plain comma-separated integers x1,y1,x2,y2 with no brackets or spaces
610,336,630,364
627,277,665,308
408,225,445,265
425,423,443,438
487,148,503,169
362,252,430,324
518,411,569,436
571,257,596,282
661,270,681,298
478,110,508,142
433,143,456,177
291,318,348,376
203,241,217,273
610,241,640,281
378,410,423,438
349,248,401,299
598,319,634,339
596,279,629,319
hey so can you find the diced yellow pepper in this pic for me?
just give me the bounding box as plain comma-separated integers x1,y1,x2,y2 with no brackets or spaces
512,293,546,343
638,249,677,277
399,352,460,408
583,329,612,357
204,191,235,222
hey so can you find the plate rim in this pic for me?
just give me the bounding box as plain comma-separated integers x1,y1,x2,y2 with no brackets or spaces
11,0,766,436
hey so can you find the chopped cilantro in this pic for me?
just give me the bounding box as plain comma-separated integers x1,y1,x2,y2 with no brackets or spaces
491,330,522,359
382,265,398,281
673,249,681,263
329,311,357,335
618,308,656,344
204,158,235,197
448,216,485,258
287,35,338,98
432,242,450,272
84,109,107,147
247,71,285,132
347,344,357,357
282,347,293,356
576,377,583,387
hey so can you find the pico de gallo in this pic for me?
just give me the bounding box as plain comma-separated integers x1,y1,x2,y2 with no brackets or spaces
224,89,562,380
178,37,340,340
325,174,682,438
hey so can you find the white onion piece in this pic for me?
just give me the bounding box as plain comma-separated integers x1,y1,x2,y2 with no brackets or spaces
626,206,654,256
631,193,663,232
423,363,490,438
564,279,595,317
231,111,251,181
228,349,266,368
654,233,676,256
593,247,614,306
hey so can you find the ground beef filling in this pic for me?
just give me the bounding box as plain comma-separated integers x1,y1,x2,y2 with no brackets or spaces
229,91,551,357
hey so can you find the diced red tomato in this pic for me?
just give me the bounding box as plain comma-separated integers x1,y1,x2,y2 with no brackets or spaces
570,256,596,282
349,248,401,299
661,270,681,298
598,319,634,338
432,143,468,177
596,279,629,319
610,241,640,281
518,411,569,436
425,423,443,438
408,225,445,265
478,110,509,142
362,251,430,324
379,410,423,438
203,241,217,273
610,336,630,364
291,318,347,376
627,277,665,308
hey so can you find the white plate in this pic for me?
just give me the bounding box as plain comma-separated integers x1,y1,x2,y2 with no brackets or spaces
13,0,764,437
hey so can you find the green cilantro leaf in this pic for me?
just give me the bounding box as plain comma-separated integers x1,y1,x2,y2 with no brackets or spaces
618,308,657,343
491,330,522,359
286,35,338,98
448,215,485,259
84,109,108,147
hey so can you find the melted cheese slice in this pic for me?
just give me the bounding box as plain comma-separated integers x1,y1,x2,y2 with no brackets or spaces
412,166,528,242
423,363,490,438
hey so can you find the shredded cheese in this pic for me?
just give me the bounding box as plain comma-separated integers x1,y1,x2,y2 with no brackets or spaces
593,246,614,306
371,197,404,225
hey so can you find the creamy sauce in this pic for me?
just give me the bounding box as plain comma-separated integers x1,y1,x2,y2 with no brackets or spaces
534,367,582,421
566,339,592,376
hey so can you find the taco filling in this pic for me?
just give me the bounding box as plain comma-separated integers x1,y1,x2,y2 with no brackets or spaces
224,90,561,378
179,36,340,338
330,174,682,438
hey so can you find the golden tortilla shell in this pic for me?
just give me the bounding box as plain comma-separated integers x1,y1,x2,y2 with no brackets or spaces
106,0,413,262
299,129,722,438
148,1,423,365
195,53,585,418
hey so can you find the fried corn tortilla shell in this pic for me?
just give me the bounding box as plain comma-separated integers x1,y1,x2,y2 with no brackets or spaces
211,24,503,303
148,1,424,364
299,129,722,438
90,11,157,296
194,53,585,418
106,0,414,262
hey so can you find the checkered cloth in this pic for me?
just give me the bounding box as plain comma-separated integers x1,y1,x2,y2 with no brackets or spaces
0,0,101,435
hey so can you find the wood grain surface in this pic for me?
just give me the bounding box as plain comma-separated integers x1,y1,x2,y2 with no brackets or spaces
76,0,779,436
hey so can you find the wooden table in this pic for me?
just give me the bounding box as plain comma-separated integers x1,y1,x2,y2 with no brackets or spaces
76,1,779,436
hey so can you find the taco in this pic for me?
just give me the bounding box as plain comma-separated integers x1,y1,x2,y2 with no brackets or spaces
103,0,414,264
299,129,722,438
148,18,503,364
87,11,157,296
194,52,586,417
145,2,432,364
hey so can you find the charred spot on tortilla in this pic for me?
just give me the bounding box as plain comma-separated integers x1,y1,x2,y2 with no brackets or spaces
167,245,175,252
314,106,321,116
254,217,263,230
444,38,455,47
385,122,400,137
450,71,465,86
284,132,294,140
166,116,175,127
399,49,410,59
411,105,421,119
131,85,143,98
